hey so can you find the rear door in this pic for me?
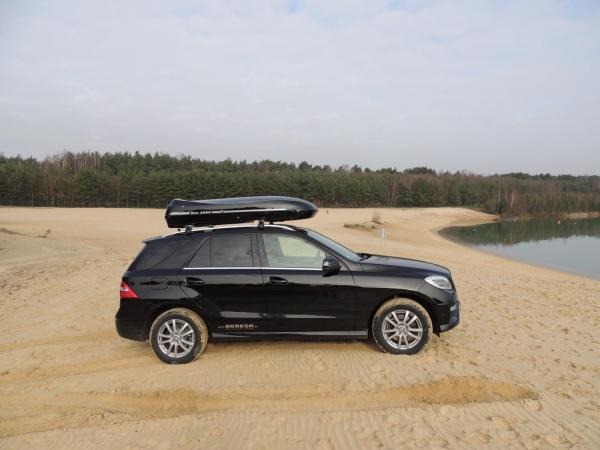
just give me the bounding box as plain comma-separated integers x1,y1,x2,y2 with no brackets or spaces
180,232,268,334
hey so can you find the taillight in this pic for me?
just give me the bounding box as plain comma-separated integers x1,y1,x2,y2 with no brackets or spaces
120,281,139,299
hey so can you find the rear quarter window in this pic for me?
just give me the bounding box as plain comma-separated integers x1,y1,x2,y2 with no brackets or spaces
130,238,202,270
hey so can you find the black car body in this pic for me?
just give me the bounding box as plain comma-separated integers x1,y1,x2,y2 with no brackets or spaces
116,203,460,363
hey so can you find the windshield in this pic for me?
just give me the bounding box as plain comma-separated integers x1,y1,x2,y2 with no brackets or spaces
305,229,362,262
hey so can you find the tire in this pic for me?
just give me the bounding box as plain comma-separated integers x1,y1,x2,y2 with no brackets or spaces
150,308,209,364
372,298,432,355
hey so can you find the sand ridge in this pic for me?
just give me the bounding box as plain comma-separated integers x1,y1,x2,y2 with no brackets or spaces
0,207,599,449
0,376,536,437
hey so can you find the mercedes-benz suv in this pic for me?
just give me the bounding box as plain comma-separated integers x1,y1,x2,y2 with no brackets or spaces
116,211,460,364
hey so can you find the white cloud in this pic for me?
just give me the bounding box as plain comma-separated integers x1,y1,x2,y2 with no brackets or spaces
0,0,599,174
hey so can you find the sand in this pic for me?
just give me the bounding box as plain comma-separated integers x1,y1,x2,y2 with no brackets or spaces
0,207,598,449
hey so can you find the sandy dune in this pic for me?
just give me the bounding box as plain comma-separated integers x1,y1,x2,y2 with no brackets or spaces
0,207,598,449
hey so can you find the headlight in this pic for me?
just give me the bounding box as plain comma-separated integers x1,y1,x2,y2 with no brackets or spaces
425,275,453,290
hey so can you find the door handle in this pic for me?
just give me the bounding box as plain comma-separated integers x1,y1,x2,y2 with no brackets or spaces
269,276,288,285
185,276,206,287
149,277,168,290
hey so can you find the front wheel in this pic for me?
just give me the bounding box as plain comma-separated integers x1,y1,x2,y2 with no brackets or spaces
150,308,208,364
372,298,432,355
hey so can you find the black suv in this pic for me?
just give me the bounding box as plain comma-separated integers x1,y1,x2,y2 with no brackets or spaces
116,197,460,364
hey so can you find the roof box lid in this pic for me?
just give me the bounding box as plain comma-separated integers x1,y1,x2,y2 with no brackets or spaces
165,196,318,228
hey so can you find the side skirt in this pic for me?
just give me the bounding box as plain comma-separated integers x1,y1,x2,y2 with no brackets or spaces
211,330,369,340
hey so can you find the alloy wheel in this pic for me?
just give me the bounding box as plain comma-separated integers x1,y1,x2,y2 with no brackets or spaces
157,318,196,358
381,309,423,350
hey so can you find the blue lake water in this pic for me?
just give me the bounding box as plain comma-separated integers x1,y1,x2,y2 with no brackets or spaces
440,217,600,280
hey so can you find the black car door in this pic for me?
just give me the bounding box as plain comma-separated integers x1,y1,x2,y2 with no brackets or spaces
259,231,356,333
180,232,268,334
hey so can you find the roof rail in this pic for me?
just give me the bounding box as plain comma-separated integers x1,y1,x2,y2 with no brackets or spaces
160,222,297,238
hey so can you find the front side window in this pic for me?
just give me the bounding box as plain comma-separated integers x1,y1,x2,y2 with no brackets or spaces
304,229,361,262
263,234,326,268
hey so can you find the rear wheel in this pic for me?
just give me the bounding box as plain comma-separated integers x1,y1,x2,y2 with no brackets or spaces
372,298,432,355
150,308,208,364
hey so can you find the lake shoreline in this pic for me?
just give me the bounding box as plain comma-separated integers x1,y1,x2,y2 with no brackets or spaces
498,210,600,221
438,216,600,281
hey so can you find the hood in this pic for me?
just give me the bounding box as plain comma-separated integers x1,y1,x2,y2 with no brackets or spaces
360,255,451,276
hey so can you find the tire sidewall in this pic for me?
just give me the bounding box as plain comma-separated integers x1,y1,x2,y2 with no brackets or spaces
150,312,203,364
373,302,431,355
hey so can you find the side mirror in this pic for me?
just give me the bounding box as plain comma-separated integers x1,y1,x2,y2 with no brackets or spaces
322,256,341,277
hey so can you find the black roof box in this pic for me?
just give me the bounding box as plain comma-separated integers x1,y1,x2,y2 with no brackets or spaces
165,196,318,228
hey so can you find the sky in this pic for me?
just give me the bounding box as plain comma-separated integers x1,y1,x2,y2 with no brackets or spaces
1,0,599,175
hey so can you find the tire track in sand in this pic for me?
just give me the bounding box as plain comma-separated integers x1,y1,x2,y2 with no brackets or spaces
0,331,115,354
0,376,536,438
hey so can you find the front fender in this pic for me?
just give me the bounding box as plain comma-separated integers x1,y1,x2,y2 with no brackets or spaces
354,271,444,332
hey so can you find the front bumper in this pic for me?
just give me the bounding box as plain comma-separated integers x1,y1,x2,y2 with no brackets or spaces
440,297,460,332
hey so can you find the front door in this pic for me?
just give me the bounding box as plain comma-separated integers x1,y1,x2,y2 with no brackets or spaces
180,232,268,335
259,232,356,333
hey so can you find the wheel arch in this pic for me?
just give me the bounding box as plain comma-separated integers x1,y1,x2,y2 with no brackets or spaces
368,291,440,336
144,303,210,340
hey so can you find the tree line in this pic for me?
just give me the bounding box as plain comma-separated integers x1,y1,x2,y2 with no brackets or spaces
1,151,599,217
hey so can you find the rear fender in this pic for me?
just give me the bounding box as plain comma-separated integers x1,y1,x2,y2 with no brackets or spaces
144,302,211,340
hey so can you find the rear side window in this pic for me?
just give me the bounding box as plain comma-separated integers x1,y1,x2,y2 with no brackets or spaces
211,234,253,267
187,234,254,268
130,238,200,270
188,239,211,267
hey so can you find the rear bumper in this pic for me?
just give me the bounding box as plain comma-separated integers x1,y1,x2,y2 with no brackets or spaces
115,316,146,341
115,301,147,342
